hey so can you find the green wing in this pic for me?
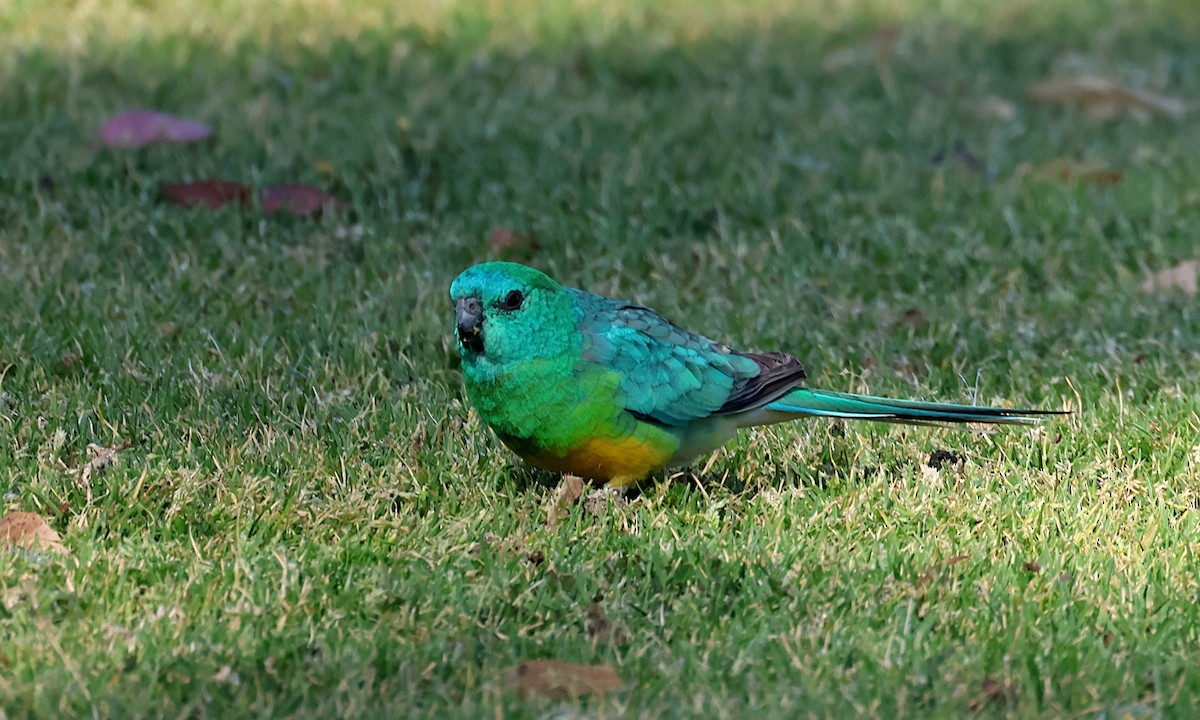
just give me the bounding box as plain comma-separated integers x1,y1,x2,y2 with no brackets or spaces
572,289,807,427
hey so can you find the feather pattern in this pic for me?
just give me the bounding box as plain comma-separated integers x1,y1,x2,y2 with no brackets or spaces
450,262,1066,487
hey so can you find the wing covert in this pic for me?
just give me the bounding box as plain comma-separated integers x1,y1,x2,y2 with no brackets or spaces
572,289,806,427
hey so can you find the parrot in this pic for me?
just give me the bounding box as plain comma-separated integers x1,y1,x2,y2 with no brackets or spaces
450,261,1062,488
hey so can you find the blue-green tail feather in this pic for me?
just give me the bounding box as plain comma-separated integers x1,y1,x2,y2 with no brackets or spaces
764,388,1062,428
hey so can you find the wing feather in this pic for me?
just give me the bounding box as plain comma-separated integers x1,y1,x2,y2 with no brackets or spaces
573,289,807,426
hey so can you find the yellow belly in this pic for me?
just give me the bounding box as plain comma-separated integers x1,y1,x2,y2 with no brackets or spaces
524,435,675,487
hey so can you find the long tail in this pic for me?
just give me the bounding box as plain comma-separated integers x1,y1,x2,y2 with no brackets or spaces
764,388,1065,428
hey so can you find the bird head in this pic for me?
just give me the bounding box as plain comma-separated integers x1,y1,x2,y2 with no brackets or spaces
449,262,570,367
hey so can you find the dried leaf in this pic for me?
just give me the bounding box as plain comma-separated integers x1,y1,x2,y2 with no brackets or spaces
547,475,585,528
157,180,343,216
261,184,347,216
489,227,542,261
0,511,65,554
80,440,132,484
99,110,212,148
1140,260,1198,297
1030,159,1122,188
1027,75,1187,120
159,179,251,210
505,659,623,700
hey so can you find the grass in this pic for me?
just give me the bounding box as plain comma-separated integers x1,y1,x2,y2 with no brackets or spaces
2,0,1200,716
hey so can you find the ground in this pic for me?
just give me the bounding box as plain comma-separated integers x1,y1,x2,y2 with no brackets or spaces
1,0,1199,717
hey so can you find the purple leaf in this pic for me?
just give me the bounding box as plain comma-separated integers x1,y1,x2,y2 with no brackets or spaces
159,179,251,209
261,184,347,216
100,110,212,148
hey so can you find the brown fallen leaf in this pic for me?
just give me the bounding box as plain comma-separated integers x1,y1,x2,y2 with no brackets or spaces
488,227,542,261
160,180,346,216
261,184,347,216
1140,260,1198,297
505,659,623,700
159,179,251,210
1031,158,1122,187
80,440,132,484
1027,75,1187,121
0,511,66,554
547,475,585,528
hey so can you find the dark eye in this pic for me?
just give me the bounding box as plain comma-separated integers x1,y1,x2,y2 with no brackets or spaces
499,289,524,311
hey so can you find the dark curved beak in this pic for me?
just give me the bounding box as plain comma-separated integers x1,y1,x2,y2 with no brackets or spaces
455,296,485,353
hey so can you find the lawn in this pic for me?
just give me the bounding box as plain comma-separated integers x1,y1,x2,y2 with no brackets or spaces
2,0,1200,717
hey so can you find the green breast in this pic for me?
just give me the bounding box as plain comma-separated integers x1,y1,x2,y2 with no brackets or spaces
465,353,615,453
465,351,688,472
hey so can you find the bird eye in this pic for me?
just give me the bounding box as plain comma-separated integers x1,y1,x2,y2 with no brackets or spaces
499,289,524,310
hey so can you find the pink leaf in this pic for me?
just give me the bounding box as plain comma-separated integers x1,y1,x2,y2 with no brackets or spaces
159,179,251,209
261,184,347,216
100,110,212,148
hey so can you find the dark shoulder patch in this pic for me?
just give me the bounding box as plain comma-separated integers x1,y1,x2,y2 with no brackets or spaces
716,351,808,415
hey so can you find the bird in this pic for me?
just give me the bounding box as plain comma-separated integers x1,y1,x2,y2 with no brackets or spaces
450,261,1062,488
